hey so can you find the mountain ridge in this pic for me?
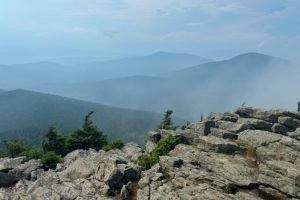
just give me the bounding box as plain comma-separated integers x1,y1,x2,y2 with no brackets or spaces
28,52,299,120
0,51,211,90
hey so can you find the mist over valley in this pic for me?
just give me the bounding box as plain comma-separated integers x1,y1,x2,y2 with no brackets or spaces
0,51,299,148
17,52,300,120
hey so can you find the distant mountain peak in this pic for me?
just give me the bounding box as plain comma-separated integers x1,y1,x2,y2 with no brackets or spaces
230,52,286,62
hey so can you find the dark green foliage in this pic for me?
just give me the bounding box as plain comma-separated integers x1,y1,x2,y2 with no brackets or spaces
137,134,182,169
3,140,29,158
2,139,43,160
40,151,63,169
155,110,177,131
20,147,44,160
1,139,44,159
0,150,8,158
137,154,152,169
150,134,180,164
42,126,66,156
102,139,124,151
66,111,108,152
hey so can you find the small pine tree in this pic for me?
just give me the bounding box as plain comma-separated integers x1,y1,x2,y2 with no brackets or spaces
155,110,177,131
42,126,66,156
67,111,108,152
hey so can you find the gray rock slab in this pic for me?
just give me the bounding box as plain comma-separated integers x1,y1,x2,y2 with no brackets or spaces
0,157,28,171
238,130,283,149
216,120,253,133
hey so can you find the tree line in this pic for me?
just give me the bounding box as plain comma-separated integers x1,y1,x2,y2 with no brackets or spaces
0,109,182,169
0,111,123,169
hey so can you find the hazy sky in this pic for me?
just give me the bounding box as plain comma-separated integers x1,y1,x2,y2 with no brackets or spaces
0,0,299,64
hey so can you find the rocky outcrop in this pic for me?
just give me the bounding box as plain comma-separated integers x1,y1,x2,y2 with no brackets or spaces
1,106,300,199
0,143,143,199
140,106,300,199
0,157,28,172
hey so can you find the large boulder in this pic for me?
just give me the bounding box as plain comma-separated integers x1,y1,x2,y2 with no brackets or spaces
216,120,253,133
0,157,28,172
237,118,273,132
258,161,300,198
121,142,143,162
278,116,300,129
197,136,241,154
95,161,125,189
9,159,43,181
187,120,215,135
235,107,279,123
210,128,238,140
256,142,298,163
238,130,283,149
0,172,19,187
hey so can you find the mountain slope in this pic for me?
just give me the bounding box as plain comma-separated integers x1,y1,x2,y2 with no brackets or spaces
0,89,185,148
159,52,292,81
28,52,299,120
70,51,211,81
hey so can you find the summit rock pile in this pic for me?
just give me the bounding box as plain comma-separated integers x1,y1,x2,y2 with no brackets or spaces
1,106,300,200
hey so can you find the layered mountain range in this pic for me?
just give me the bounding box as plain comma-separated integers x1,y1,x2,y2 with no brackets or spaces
0,51,299,148
26,52,299,120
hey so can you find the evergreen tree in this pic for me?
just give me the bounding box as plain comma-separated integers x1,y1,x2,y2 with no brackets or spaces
3,139,29,158
67,111,108,152
42,126,66,156
155,110,177,131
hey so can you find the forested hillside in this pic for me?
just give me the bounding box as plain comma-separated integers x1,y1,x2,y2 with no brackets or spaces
0,89,185,148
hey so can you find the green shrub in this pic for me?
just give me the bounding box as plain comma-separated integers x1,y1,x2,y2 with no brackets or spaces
20,147,44,160
138,154,153,169
3,140,29,158
0,150,9,158
137,134,182,169
102,139,124,151
150,134,180,164
41,151,63,169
